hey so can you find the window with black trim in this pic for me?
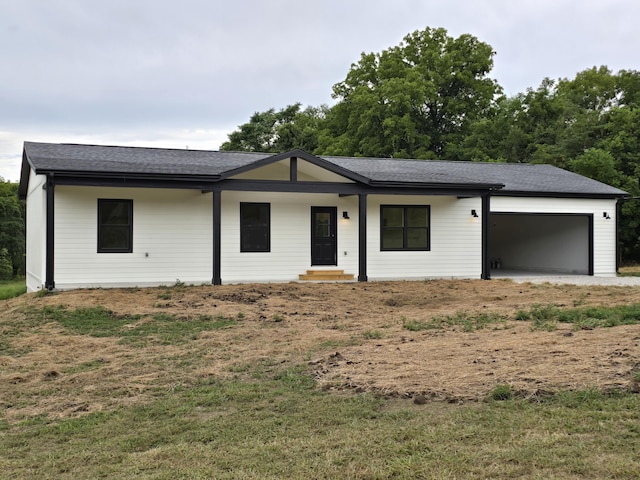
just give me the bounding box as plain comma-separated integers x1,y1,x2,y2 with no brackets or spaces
98,199,133,253
240,202,270,252
381,205,430,251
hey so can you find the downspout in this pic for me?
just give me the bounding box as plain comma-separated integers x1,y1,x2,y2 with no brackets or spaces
481,192,491,280
45,175,55,290
212,189,222,285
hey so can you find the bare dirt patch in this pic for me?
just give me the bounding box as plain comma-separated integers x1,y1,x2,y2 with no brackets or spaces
1,279,639,421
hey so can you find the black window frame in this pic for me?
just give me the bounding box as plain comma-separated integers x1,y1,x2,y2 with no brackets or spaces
97,199,133,253
380,205,431,251
240,202,271,252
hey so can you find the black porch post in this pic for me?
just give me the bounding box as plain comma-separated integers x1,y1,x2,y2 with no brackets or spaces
481,193,491,280
212,189,222,285
358,193,368,282
45,175,55,290
616,198,621,273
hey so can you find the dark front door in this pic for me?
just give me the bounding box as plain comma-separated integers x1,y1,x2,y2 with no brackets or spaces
311,207,337,265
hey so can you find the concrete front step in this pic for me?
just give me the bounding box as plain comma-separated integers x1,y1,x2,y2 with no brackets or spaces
298,269,355,281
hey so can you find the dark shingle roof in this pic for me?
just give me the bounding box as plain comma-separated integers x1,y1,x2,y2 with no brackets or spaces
23,142,267,177
322,156,628,196
21,142,628,198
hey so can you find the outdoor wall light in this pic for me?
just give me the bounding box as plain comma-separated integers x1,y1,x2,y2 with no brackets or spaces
471,209,479,218
603,212,611,219
342,211,350,219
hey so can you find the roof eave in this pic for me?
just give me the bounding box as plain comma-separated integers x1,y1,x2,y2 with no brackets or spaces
34,168,222,183
494,190,630,199
17,147,37,200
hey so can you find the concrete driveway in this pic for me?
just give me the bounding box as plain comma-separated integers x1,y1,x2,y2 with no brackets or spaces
491,271,640,286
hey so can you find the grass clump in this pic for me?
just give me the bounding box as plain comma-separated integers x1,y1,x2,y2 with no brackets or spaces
402,316,439,331
488,384,514,401
362,330,384,340
516,303,559,331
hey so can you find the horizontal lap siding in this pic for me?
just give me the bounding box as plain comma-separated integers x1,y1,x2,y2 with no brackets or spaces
220,192,359,282
491,197,618,276
51,188,616,287
367,196,483,280
55,187,212,288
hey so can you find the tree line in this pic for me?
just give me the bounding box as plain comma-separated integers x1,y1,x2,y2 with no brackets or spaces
221,27,640,262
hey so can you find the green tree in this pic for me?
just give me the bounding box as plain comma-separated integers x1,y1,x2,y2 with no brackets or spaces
462,67,640,262
318,27,502,159
0,180,25,277
220,103,327,153
0,248,12,280
569,149,622,187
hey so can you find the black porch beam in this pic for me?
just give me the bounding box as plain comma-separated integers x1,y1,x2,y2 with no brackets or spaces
217,179,492,197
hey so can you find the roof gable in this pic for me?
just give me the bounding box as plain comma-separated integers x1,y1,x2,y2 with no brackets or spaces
229,157,355,183
219,149,369,184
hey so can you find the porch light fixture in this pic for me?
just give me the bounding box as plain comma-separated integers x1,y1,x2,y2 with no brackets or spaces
342,211,350,220
603,212,611,219
471,209,479,218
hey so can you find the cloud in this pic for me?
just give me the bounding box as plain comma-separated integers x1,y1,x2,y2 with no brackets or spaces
2,0,640,182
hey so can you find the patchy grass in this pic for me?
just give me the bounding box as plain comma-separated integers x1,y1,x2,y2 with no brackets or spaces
402,311,508,332
0,278,26,300
516,303,640,331
1,363,639,479
619,265,640,277
3,281,640,478
26,305,238,345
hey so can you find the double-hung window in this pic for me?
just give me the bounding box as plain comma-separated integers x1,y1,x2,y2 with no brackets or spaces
97,199,133,253
240,202,270,252
381,205,430,251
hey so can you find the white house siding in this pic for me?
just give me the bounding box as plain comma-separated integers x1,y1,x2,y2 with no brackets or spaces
490,196,618,276
53,186,213,289
220,191,359,282
25,172,47,292
366,195,484,280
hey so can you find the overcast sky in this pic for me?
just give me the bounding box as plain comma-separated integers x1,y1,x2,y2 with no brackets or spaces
2,0,639,181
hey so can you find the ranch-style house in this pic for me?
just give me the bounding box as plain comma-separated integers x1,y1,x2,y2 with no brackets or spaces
18,141,629,292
